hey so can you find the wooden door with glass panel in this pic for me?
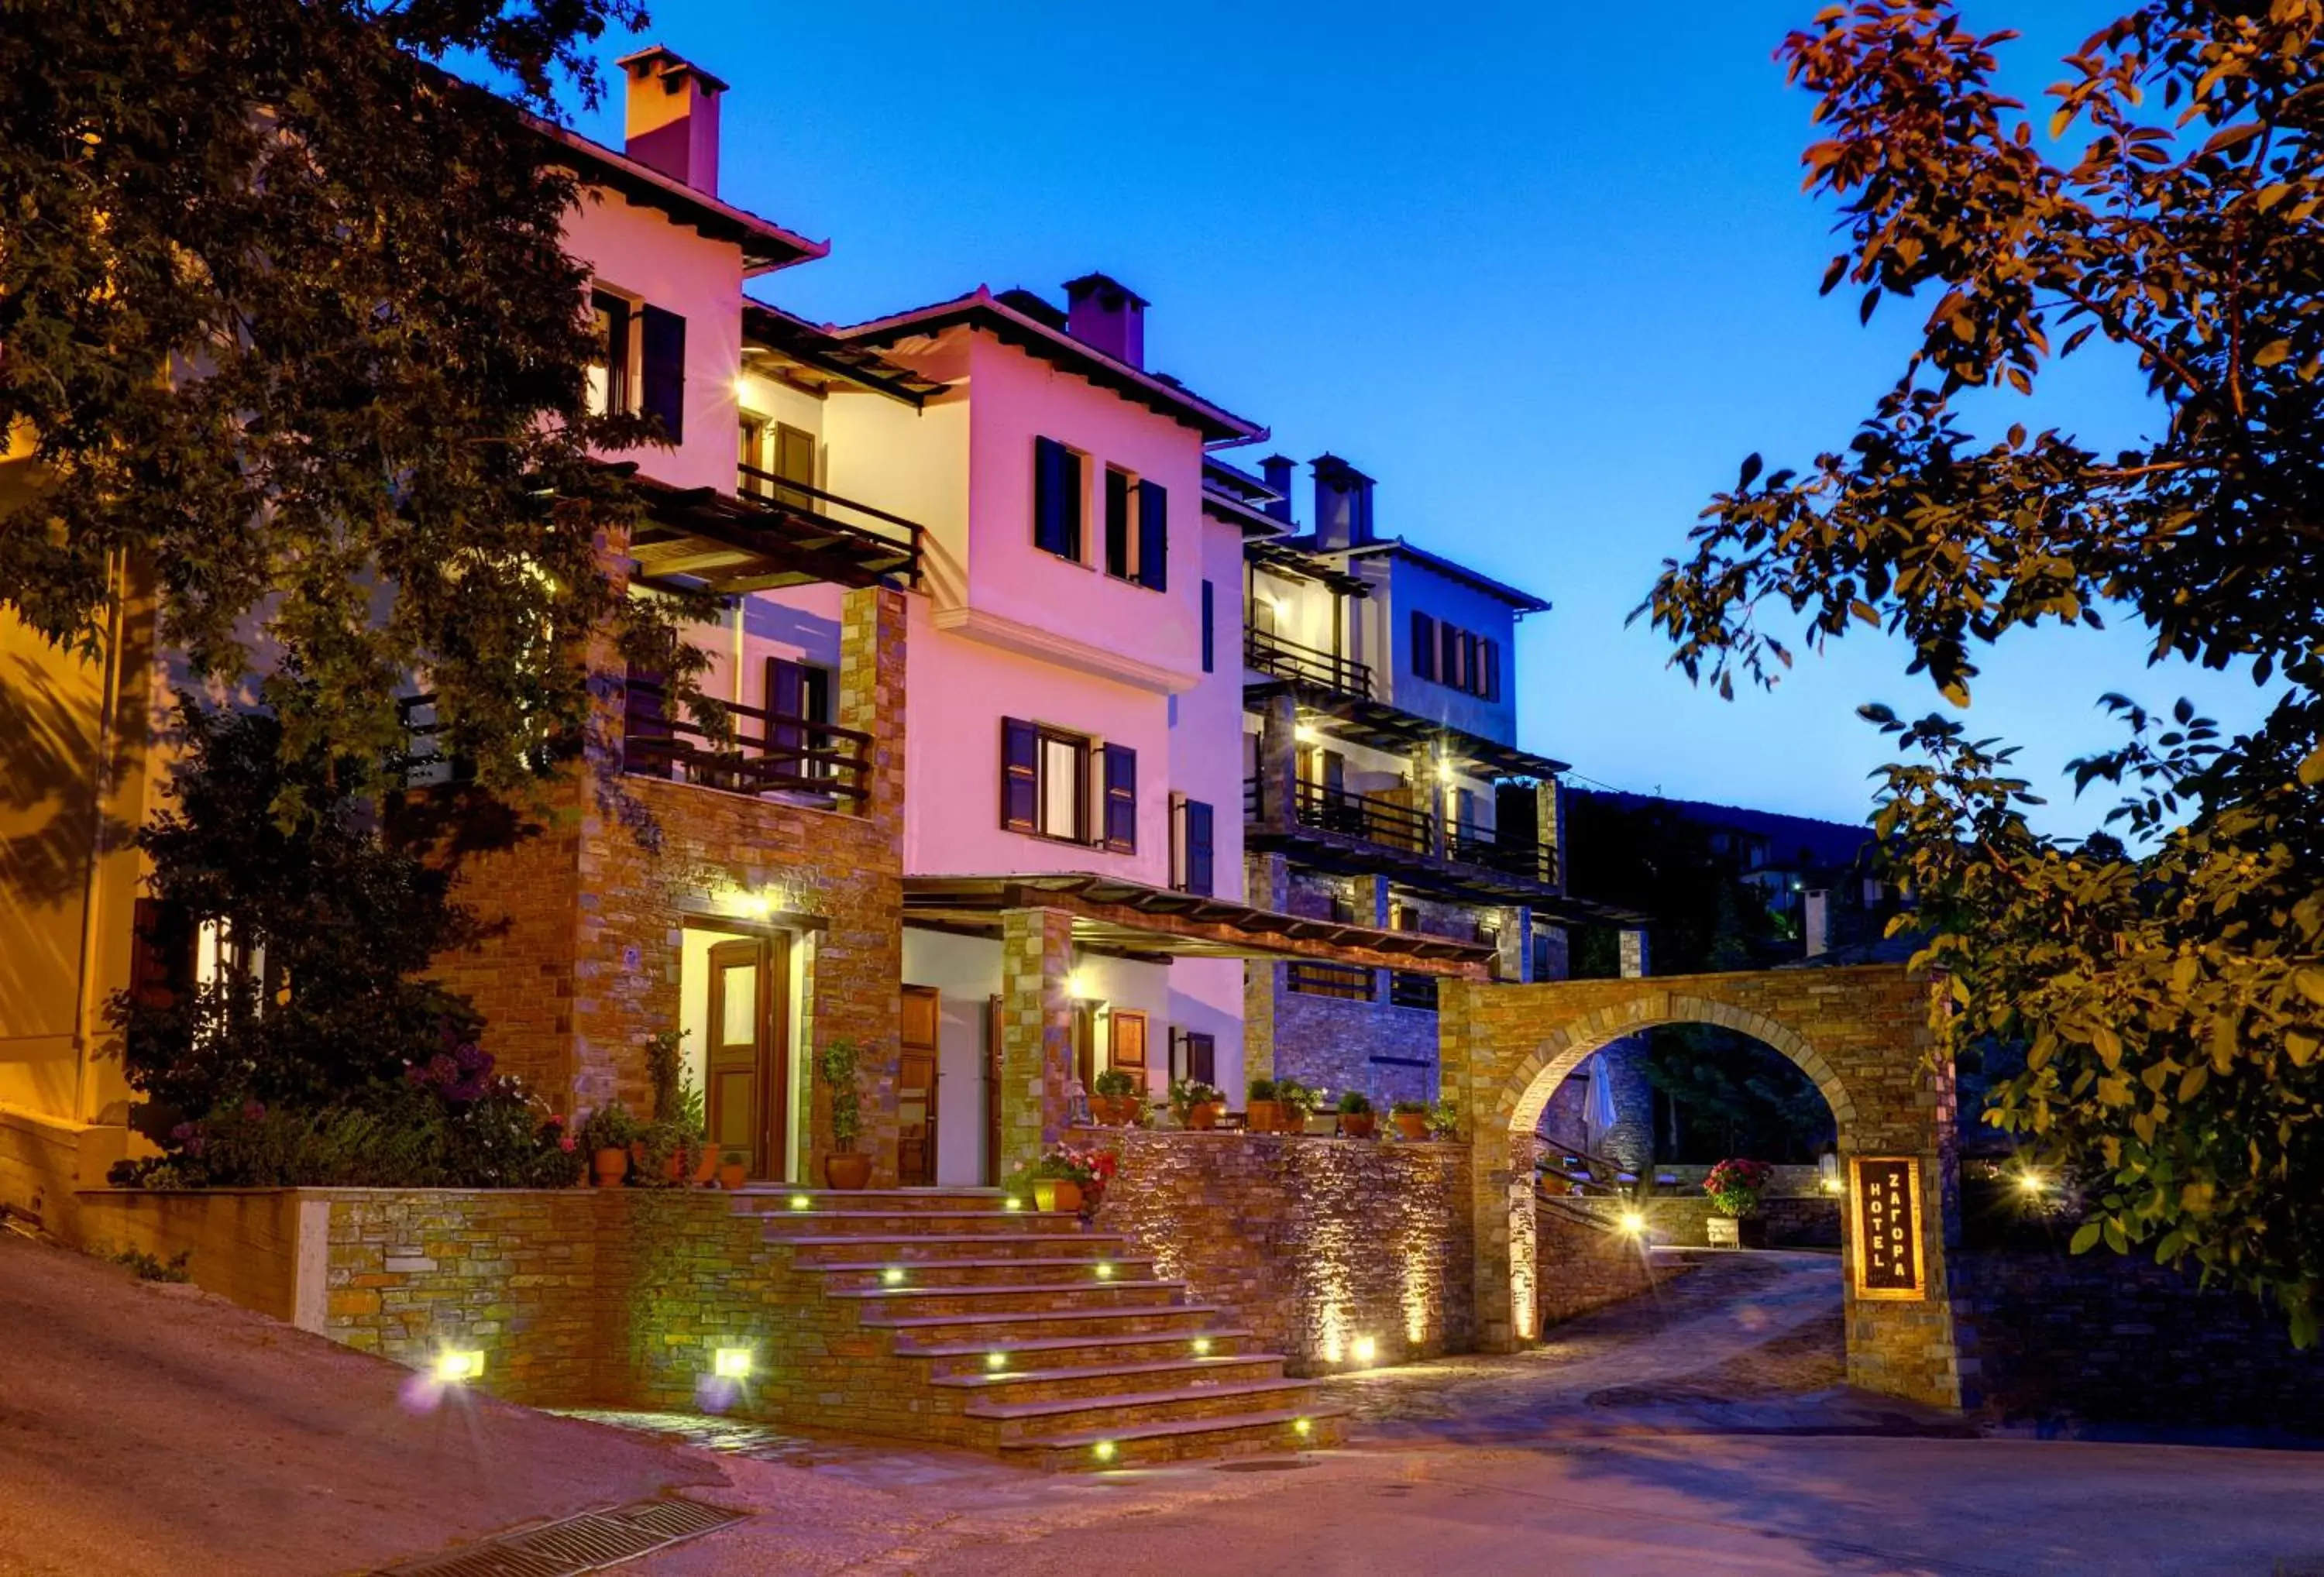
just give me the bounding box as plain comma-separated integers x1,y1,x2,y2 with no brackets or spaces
899,985,940,1187
704,934,788,1180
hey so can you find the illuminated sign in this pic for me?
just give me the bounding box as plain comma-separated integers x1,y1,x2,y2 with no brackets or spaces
1850,1156,1926,1301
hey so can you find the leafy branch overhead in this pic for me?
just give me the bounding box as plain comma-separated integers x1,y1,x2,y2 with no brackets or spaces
0,0,710,813
1643,1,2324,1342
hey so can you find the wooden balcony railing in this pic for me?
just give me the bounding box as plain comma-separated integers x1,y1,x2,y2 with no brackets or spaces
1286,960,1376,1001
735,463,925,585
1246,775,1558,889
1244,627,1373,699
1450,820,1558,885
623,676,870,805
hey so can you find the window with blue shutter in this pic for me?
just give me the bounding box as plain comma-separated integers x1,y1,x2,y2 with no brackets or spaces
639,305,686,442
1136,480,1167,590
1200,580,1215,673
1101,744,1137,853
1001,719,1039,831
1034,437,1082,560
1175,796,1214,895
1410,612,1438,682
1105,467,1133,577
1481,638,1501,702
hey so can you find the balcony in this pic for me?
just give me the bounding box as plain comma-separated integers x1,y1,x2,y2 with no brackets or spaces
625,464,923,594
623,676,870,806
1246,773,1561,903
1244,627,1373,701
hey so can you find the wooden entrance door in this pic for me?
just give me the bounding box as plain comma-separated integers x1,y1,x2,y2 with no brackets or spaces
899,985,940,1187
705,935,788,1179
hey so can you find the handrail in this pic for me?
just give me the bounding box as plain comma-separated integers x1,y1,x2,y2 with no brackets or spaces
1243,627,1373,699
624,675,869,803
1451,819,1557,884
734,463,924,589
1293,778,1432,850
736,463,927,542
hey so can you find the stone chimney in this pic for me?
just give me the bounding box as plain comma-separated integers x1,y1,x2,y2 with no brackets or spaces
619,46,727,194
1062,273,1147,368
1259,455,1296,524
1804,888,1830,959
1310,454,1376,550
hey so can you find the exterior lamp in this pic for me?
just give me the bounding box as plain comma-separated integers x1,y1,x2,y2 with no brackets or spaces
789,1194,812,1211
1618,1209,1648,1235
882,1267,906,1286
435,1349,485,1385
1294,1417,1313,1438
2016,1169,2049,1197
986,1352,1008,1372
1004,1196,1024,1211
1818,1152,1843,1195
1351,1335,1377,1366
1094,1262,1115,1280
1094,1441,1117,1463
1294,723,1322,744
1192,1337,1212,1355
1066,969,1096,1000
713,1348,753,1379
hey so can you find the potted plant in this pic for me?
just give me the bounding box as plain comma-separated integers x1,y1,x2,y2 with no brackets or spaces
1092,1067,1143,1126
577,1102,641,1187
637,1032,709,1185
1336,1090,1377,1139
1007,1143,1119,1215
1283,1087,1339,1133
1390,1098,1430,1141
1246,1077,1284,1135
821,1039,871,1190
1169,1078,1225,1131
1704,1158,1774,1248
1425,1098,1460,1142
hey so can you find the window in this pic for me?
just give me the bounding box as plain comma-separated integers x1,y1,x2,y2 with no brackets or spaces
1172,1029,1217,1084
640,304,686,441
1408,609,1501,699
586,289,635,416
1000,719,1132,848
1171,794,1215,895
742,421,816,507
1410,611,1437,681
1200,580,1215,673
737,415,766,485
1441,622,1465,690
765,658,834,782
1480,638,1501,701
1389,973,1439,1011
1102,469,1168,589
1137,479,1167,589
1034,436,1084,560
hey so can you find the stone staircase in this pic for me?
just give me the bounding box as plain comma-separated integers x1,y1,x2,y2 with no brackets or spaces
750,1187,1345,1469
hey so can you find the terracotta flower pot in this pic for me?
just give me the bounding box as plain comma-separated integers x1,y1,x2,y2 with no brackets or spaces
1337,1113,1377,1139
663,1152,686,1183
1186,1101,1223,1132
717,1160,748,1190
593,1147,629,1188
692,1149,720,1187
1033,1178,1085,1214
1246,1100,1284,1135
1394,1112,1428,1141
824,1152,872,1190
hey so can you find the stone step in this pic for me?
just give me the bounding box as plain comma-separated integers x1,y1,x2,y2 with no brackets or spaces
762,1210,1088,1239
858,1301,1225,1347
995,1406,1347,1472
734,1187,1011,1215
896,1325,1260,1379
967,1377,1321,1442
812,1256,1159,1291
930,1353,1287,1405
780,1232,1133,1266
828,1279,1188,1320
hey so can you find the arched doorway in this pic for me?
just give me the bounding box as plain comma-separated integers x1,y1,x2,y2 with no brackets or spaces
1440,965,1968,1410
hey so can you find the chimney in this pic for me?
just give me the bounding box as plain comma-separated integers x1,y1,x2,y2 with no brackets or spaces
1803,888,1830,959
1259,455,1296,524
1062,273,1147,368
1310,454,1376,550
619,46,727,194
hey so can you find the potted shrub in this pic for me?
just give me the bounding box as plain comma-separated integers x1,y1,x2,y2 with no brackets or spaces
1092,1067,1142,1126
1390,1098,1429,1141
1169,1078,1225,1131
1277,1079,1329,1136
1704,1157,1774,1248
821,1039,871,1190
1336,1090,1377,1139
1007,1143,1118,1216
637,1032,708,1186
1246,1078,1284,1135
1425,1098,1460,1142
577,1102,641,1187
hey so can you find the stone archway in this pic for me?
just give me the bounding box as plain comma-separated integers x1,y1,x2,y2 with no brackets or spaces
1440,965,1966,1410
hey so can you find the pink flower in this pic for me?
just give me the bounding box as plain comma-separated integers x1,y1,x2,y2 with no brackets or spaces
558,1135,576,1153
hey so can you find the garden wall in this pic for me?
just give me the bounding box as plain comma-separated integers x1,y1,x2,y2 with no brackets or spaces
1085,1129,1473,1373
1533,1199,1682,1327
1559,1193,1841,1249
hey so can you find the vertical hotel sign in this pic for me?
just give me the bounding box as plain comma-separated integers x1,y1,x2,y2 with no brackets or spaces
1850,1156,1926,1300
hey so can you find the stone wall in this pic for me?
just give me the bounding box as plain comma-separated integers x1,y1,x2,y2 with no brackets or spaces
1269,988,1438,1108
1562,1193,1842,1249
1085,1129,1473,1373
1955,1247,2324,1429
1533,1200,1677,1327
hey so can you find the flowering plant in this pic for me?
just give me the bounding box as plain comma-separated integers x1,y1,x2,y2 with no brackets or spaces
1275,1079,1325,1122
1167,1078,1223,1116
1009,1143,1119,1214
1704,1158,1774,1218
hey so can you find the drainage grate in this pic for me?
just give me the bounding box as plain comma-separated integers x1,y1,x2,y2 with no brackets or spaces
377,1496,745,1576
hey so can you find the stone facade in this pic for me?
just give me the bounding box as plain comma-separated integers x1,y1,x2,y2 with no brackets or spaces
1270,988,1438,1107
1440,965,1965,1410
1086,1129,1473,1373
999,907,1077,1177
1533,1199,1678,1327
1563,1193,1843,1250
429,587,907,1187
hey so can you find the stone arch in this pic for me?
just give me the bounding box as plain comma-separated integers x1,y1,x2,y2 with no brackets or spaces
1439,965,1965,1410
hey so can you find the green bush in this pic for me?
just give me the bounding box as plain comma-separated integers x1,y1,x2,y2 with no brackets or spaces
1336,1090,1374,1116
1248,1077,1278,1102
821,1039,863,1153
1092,1068,1140,1100
1275,1080,1324,1122
1389,1098,1428,1115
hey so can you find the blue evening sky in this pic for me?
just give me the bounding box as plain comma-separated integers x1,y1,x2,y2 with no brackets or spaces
556,1,2267,833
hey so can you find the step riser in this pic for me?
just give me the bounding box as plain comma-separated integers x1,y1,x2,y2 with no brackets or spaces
946,1359,1285,1406
765,1213,1091,1240
875,1309,1215,1345
786,1236,1131,1266
976,1385,1325,1444
1008,1414,1347,1472
735,1190,1007,1215
819,1259,1157,1291
841,1284,1185,1319
912,1334,1259,1378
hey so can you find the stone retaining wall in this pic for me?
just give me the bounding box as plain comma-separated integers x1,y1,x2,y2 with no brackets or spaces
1083,1129,1473,1373
1533,1202,1676,1327
1558,1193,1842,1249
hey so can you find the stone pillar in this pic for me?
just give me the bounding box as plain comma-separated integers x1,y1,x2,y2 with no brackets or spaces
1258,692,1298,827
1414,747,1446,859
1494,905,1531,984
1537,777,1567,893
1618,926,1650,980
999,907,1075,1178
1351,874,1391,1005
838,586,907,840
1440,977,1525,1352
1243,852,1289,1083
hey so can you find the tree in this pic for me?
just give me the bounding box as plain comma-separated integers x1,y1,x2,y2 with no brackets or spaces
1641,2,2324,1339
0,0,708,816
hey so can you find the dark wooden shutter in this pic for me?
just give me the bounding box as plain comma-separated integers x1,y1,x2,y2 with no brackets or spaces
640,305,686,441
1481,637,1501,701
1034,437,1081,558
1442,622,1464,689
1184,1031,1216,1084
1111,1011,1148,1070
1101,744,1137,853
774,422,816,510
765,658,806,784
623,664,672,778
1136,479,1167,590
1185,799,1214,895
1105,468,1132,577
1001,718,1039,830
1411,612,1437,680
1200,579,1215,673
1460,630,1480,695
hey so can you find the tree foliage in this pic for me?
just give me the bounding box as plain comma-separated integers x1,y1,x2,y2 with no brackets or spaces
1642,2,2324,1339
0,0,707,813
